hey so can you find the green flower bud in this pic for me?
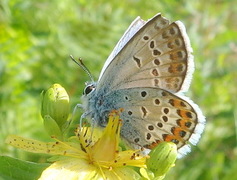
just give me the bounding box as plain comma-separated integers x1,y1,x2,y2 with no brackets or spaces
41,84,70,131
140,167,155,180
147,142,177,178
43,115,63,139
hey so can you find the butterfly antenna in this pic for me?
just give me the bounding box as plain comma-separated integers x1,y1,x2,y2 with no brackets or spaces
70,55,94,82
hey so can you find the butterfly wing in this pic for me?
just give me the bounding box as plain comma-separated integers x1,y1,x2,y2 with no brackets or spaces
98,16,146,81
97,13,193,94
101,87,205,158
87,13,205,157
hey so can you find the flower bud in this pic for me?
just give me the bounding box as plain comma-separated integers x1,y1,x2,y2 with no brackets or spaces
147,142,177,177
41,84,70,133
43,115,63,139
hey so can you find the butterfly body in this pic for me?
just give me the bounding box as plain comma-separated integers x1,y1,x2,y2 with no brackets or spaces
81,13,205,158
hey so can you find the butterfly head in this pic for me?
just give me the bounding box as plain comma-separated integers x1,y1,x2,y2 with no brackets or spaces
80,82,98,121
83,82,97,96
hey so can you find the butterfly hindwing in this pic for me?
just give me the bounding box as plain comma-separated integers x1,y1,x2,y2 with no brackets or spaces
99,87,205,157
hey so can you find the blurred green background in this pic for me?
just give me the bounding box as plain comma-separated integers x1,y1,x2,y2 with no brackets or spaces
0,0,237,179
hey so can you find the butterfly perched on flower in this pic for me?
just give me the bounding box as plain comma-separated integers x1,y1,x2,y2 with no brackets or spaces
77,13,205,158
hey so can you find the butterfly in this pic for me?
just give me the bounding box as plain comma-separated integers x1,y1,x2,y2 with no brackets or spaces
77,13,205,158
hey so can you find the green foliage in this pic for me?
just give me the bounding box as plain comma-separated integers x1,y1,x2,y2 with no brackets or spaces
0,0,237,179
0,156,49,180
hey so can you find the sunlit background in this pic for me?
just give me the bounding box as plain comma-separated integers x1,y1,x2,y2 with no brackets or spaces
1,0,237,179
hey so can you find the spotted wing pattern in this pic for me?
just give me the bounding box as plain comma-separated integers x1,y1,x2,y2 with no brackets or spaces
102,87,205,157
97,13,193,94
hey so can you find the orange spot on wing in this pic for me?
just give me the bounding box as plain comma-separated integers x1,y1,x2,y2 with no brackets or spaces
171,127,187,138
163,135,180,144
172,127,181,136
144,140,161,149
172,99,181,107
177,119,193,130
168,63,185,74
163,135,175,141
177,109,193,119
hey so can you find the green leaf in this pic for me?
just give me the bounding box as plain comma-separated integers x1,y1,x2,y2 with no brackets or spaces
0,156,50,180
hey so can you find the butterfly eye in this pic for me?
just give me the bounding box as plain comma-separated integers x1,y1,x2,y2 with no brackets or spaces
83,85,95,95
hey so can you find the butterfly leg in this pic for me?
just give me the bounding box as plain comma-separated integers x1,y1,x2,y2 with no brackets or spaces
69,103,84,127
79,115,95,146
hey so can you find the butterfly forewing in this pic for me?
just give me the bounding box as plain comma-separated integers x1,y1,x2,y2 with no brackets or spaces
97,14,193,94
99,17,146,80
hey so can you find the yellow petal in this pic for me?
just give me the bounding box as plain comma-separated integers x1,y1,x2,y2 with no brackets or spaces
104,166,141,180
39,157,99,180
39,157,141,180
90,110,121,162
5,135,87,159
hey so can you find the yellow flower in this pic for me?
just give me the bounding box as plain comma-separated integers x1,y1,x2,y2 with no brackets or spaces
6,84,178,179
6,110,147,180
